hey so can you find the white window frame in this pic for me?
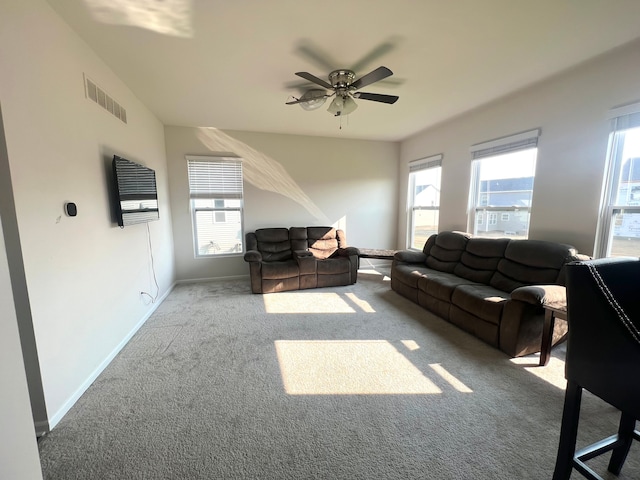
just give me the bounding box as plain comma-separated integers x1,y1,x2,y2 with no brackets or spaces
595,101,640,257
186,155,244,258
407,154,442,249
468,129,540,238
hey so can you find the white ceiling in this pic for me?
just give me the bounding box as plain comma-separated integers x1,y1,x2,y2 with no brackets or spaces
48,0,640,141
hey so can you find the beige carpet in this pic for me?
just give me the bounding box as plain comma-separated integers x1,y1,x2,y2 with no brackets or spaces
38,269,639,479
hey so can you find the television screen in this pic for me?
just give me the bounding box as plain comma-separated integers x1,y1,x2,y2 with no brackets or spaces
112,155,159,227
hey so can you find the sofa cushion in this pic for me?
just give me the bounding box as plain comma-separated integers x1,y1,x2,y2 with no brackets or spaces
425,231,470,273
422,234,437,255
317,257,351,275
260,260,299,280
255,228,292,261
391,264,439,289
451,284,510,325
418,272,478,302
489,239,575,292
307,227,340,259
289,227,308,251
454,237,510,284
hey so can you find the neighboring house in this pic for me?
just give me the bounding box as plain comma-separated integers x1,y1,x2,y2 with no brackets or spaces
614,157,640,237
476,177,533,236
414,184,440,207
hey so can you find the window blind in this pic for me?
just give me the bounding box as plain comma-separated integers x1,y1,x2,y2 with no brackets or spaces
470,129,540,160
409,154,443,172
187,156,243,199
609,101,640,131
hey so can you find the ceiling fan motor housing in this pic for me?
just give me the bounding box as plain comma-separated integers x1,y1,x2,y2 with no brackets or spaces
329,70,356,89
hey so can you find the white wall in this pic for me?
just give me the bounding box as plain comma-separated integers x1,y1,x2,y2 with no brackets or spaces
165,126,399,281
0,170,43,478
399,39,640,255
0,0,175,428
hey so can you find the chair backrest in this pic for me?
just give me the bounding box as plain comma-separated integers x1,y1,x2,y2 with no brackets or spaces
565,257,640,417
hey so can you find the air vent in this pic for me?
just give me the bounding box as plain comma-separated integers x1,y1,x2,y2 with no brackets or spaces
84,74,127,124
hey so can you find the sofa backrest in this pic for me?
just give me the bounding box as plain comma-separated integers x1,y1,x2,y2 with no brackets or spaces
252,228,292,261
454,237,510,284
289,227,308,252
420,232,580,291
307,226,344,259
489,239,578,292
248,226,348,262
424,231,471,273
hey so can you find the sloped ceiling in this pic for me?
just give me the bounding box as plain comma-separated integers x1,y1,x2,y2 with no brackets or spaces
48,0,640,141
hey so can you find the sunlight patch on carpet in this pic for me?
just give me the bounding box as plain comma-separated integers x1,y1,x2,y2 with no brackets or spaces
274,340,441,394
429,363,473,392
264,292,373,313
401,340,420,351
510,355,567,390
358,269,391,281
344,293,375,313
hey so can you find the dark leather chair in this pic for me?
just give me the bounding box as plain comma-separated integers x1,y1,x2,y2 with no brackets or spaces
553,257,640,480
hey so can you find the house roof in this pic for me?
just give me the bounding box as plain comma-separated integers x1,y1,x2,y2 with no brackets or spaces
479,178,534,207
620,157,640,182
48,0,640,141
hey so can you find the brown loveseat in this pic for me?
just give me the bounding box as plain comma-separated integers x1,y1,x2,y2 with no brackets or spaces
244,226,359,294
391,231,587,357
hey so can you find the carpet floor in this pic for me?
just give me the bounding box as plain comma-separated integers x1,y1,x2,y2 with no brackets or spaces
38,269,639,479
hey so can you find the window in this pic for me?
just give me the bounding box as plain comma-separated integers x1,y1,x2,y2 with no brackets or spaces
595,102,640,257
469,129,539,239
407,154,442,249
187,156,244,257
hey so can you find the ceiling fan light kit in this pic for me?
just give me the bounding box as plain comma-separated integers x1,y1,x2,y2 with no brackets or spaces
286,65,399,120
298,89,327,110
327,95,358,116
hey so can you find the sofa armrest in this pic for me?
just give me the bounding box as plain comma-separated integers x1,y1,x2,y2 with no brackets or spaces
394,250,427,264
335,247,360,257
293,249,316,275
244,250,262,262
510,285,567,309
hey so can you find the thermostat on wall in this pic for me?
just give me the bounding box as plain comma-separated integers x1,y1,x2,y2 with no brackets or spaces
64,202,77,217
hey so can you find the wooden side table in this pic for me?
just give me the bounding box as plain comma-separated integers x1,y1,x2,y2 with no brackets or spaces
540,305,567,366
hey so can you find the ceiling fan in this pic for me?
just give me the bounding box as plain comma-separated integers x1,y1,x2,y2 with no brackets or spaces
286,66,399,116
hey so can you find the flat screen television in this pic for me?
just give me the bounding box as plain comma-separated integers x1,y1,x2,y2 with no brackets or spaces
112,155,159,227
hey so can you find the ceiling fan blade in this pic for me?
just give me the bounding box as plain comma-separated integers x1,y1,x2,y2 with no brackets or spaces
350,42,396,73
295,41,337,72
353,92,399,104
286,98,307,105
286,94,329,105
295,72,333,90
351,66,393,90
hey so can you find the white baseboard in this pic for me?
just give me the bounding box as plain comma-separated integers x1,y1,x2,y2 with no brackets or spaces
176,274,249,284
47,282,176,430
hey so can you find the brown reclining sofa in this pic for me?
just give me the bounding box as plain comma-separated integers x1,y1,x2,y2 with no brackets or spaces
391,231,588,357
244,226,359,294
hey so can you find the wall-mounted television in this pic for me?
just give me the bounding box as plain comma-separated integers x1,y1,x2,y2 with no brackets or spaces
112,155,159,227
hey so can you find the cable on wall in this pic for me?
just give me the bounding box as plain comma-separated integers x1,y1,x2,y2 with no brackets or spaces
140,222,159,303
